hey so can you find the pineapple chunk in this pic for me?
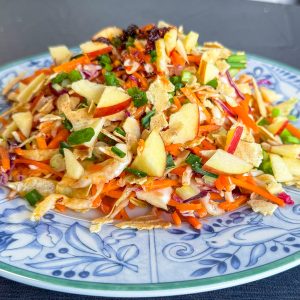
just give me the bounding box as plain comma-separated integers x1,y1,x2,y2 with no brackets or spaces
12,111,33,138
183,31,199,54
164,28,177,56
64,149,85,180
80,41,107,53
49,45,72,65
155,39,169,74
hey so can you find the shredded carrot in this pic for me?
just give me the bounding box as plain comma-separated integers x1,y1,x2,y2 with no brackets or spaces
53,55,91,73
165,144,183,156
198,125,220,134
40,121,54,134
168,200,204,211
133,72,148,90
286,123,300,139
173,97,182,111
133,105,146,119
170,50,186,66
190,146,202,156
143,179,179,191
230,177,285,206
16,130,26,142
47,128,69,149
219,195,247,211
0,117,8,126
181,87,198,103
201,139,216,150
171,211,182,226
137,139,145,153
185,216,202,229
105,189,123,199
36,136,47,149
0,146,10,171
198,102,212,123
21,68,52,84
14,158,62,177
87,163,104,173
102,179,120,193
92,194,103,208
187,55,201,64
55,203,66,212
86,46,113,59
90,184,98,196
170,166,186,176
30,93,44,111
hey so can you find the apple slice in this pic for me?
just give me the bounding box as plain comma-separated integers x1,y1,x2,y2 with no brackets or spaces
12,111,33,138
164,27,177,56
64,148,85,180
267,118,288,135
183,31,199,54
282,157,300,177
49,45,72,65
198,59,219,85
71,80,105,104
168,103,199,144
94,86,131,117
176,185,200,200
203,149,253,175
269,153,293,182
225,126,243,154
270,144,300,158
131,130,166,177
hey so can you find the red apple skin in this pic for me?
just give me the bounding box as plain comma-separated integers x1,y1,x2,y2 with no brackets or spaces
94,98,131,117
275,120,288,135
226,126,244,154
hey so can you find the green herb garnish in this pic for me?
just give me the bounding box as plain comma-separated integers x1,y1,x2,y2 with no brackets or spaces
125,167,147,178
51,72,68,84
59,141,71,155
141,109,156,128
61,114,73,131
271,108,281,118
68,70,82,82
25,189,43,206
150,50,157,63
185,154,218,178
170,76,183,92
126,36,135,48
206,78,218,89
104,71,120,86
166,154,175,169
98,132,116,146
181,70,192,83
114,127,126,137
68,127,95,145
127,87,148,107
77,99,88,108
112,37,122,48
111,146,126,158
257,118,270,126
258,151,273,175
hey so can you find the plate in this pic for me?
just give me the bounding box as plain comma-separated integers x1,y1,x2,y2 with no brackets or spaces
0,52,300,297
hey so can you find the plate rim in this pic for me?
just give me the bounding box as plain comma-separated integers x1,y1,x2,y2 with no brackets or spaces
0,51,300,297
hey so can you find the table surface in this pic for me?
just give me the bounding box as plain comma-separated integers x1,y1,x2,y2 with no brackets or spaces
0,0,300,299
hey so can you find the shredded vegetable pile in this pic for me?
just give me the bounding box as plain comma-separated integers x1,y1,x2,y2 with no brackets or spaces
1,22,299,232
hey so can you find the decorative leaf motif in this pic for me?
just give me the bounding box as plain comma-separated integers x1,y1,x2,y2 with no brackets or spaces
211,253,232,258
191,267,212,277
217,262,227,274
198,259,219,265
35,224,62,247
65,223,104,254
27,257,98,269
202,224,215,233
247,244,266,267
93,262,123,276
181,233,201,240
167,229,186,234
230,255,241,270
116,244,139,262
111,229,136,240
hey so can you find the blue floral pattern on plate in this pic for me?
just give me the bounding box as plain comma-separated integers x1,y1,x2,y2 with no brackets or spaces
0,53,299,294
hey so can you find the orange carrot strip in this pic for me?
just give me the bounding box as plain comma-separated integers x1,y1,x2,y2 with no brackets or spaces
21,68,52,84
230,177,285,206
86,46,113,59
133,105,146,119
36,136,47,149
219,195,247,211
198,125,220,134
102,179,120,193
47,128,69,149
92,194,103,208
171,211,182,226
165,144,183,156
143,179,179,191
53,55,91,73
170,166,186,176
55,203,66,212
185,216,202,229
286,123,300,139
181,87,198,103
106,189,123,199
14,158,62,177
190,146,202,156
88,164,104,173
0,117,8,126
133,72,148,90
168,200,203,211
173,97,182,111
170,51,186,66
187,55,201,64
91,184,97,196
198,102,212,123
201,139,216,150
0,146,10,171
40,121,54,134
